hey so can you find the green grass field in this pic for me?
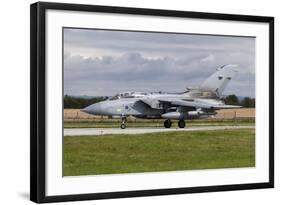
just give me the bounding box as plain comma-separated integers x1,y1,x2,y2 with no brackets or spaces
64,120,254,128
64,128,255,176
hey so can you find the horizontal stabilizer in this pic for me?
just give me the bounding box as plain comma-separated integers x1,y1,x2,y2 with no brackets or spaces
213,104,242,109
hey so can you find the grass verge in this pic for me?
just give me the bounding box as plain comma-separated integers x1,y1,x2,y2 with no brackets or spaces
64,128,255,176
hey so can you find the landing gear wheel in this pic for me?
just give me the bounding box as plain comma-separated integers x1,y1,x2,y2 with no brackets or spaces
120,123,126,129
164,119,172,128
178,120,186,128
120,116,127,129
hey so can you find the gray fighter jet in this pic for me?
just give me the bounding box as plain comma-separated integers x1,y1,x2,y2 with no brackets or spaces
82,65,241,129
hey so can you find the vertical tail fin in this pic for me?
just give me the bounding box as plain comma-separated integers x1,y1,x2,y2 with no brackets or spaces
199,64,238,97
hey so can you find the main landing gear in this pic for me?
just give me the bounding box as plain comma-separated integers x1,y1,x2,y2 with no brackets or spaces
178,119,186,128
120,117,127,129
163,119,186,128
164,119,172,128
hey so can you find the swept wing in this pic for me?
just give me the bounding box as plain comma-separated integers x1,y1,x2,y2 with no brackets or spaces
140,97,241,110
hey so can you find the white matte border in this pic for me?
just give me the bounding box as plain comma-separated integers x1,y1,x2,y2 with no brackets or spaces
46,9,269,196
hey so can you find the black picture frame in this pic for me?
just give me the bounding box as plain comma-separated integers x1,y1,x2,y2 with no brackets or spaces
30,1,274,203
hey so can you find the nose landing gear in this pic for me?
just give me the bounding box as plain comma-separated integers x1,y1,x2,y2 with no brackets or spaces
120,117,127,129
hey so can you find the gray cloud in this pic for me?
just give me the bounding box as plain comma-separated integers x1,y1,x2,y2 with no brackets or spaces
64,28,255,97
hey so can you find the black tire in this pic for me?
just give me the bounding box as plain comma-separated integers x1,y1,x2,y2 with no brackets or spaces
164,119,172,128
178,120,186,128
120,123,126,129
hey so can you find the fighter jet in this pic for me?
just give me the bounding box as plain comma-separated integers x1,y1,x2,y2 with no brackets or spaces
82,65,241,129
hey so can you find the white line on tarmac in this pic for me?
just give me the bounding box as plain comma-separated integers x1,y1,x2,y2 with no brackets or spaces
64,126,255,136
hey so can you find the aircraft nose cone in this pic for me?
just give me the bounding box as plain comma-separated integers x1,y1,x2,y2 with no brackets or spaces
81,103,102,115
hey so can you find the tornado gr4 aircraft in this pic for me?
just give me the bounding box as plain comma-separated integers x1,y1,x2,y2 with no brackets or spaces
82,65,241,129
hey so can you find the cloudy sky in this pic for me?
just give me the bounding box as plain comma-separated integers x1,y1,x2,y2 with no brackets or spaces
63,28,255,97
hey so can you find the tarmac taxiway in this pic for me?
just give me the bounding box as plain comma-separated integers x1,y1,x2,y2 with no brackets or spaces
64,126,255,136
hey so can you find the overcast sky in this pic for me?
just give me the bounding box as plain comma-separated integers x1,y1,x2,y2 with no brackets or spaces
63,28,255,97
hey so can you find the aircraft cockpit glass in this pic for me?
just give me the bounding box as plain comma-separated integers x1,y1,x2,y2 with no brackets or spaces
109,92,148,100
109,94,120,101
109,92,134,100
121,92,136,98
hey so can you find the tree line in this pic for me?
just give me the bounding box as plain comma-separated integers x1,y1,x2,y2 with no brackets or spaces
64,95,107,109
64,94,255,109
223,95,255,108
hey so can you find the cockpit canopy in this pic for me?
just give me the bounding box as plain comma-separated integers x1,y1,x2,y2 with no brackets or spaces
109,92,148,100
